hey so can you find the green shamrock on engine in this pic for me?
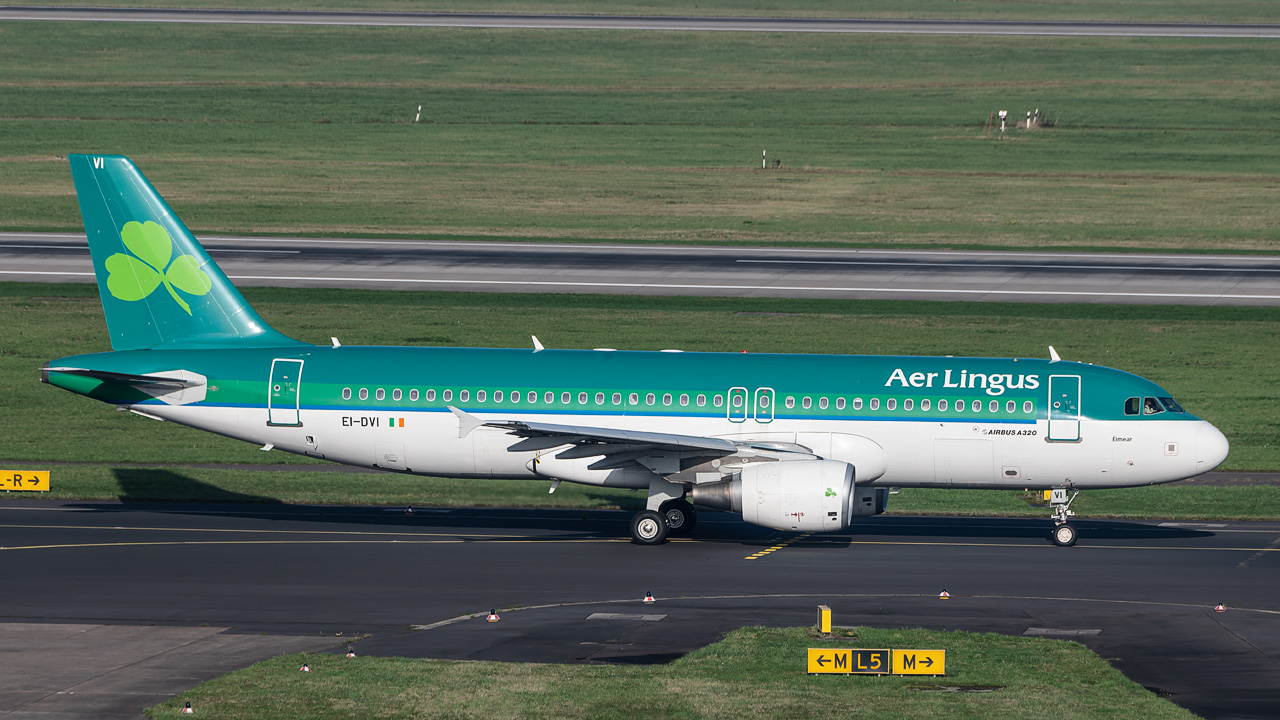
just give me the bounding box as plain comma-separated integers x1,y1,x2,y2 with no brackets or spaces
105,221,211,315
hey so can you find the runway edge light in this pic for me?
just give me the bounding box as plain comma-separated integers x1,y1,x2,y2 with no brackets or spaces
643,591,655,604
487,609,501,622
939,589,950,599
300,663,310,672
1215,603,1226,613
182,701,193,714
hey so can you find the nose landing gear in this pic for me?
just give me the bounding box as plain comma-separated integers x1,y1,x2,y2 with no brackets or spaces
1049,488,1080,547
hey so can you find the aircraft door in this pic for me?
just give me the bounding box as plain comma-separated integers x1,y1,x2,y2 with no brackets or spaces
753,387,775,424
267,358,304,427
1047,374,1081,442
727,387,748,423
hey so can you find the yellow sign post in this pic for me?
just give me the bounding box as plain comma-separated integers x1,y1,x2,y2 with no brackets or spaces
816,605,831,634
893,649,946,675
1,471,49,492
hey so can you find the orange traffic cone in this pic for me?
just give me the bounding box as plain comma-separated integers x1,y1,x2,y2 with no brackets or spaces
487,609,500,622
300,663,310,672
643,591,655,604
939,589,950,599
1215,603,1226,613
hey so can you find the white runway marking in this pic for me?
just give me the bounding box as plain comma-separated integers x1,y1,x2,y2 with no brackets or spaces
737,258,1280,273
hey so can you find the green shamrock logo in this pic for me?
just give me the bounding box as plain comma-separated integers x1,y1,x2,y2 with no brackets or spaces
105,221,211,315
825,487,836,497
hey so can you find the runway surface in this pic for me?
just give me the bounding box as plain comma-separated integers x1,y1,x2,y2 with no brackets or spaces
3,7,1280,38
5,232,1280,305
0,500,1277,718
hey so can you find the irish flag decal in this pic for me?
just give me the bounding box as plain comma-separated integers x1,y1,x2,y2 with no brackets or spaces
389,417,405,428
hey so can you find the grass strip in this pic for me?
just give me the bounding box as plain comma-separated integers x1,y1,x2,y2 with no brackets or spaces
7,465,1278,522
145,626,1197,720
3,24,1280,251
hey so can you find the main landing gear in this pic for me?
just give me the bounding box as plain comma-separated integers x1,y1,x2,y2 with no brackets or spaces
1049,488,1080,547
629,478,696,545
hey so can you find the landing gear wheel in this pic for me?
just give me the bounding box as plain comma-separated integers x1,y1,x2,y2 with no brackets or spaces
1051,523,1078,547
660,499,697,536
630,509,668,545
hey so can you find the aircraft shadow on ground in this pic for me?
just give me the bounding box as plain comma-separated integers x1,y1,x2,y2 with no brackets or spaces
65,472,1214,546
111,467,284,504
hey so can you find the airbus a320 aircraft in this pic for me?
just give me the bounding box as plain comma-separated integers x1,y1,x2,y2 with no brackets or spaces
44,155,1229,546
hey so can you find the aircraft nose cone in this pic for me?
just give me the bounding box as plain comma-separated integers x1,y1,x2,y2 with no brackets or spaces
1196,421,1229,474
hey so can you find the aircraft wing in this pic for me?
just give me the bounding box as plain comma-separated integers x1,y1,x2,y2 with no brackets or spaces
484,419,739,457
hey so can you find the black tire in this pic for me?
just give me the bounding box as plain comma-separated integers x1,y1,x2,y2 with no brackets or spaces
1051,523,1078,547
631,509,668,545
661,499,697,536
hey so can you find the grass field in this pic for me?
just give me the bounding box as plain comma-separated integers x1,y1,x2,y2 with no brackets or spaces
29,0,1280,23
3,23,1280,250
4,282,1277,474
145,626,1198,720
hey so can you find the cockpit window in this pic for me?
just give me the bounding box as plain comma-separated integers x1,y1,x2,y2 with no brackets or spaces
1160,397,1186,413
1124,397,1141,416
1143,397,1165,415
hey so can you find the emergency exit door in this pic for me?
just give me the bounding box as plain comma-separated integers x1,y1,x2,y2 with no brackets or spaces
1047,375,1080,442
268,358,304,426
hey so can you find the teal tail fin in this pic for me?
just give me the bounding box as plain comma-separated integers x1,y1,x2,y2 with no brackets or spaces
69,154,306,350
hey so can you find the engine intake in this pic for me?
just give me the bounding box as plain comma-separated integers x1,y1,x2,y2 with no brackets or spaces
691,459,885,532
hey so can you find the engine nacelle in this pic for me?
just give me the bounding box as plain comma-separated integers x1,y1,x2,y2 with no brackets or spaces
691,459,855,532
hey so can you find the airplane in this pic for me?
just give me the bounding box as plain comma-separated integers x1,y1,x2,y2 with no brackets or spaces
43,155,1230,547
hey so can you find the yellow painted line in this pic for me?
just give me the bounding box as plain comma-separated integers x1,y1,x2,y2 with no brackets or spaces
745,532,813,560
0,538,647,552
0,523,520,538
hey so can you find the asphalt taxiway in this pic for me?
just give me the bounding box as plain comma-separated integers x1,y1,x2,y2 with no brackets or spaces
5,233,1280,305
1,500,1277,718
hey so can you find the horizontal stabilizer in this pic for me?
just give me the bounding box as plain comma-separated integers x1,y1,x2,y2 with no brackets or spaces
44,366,202,388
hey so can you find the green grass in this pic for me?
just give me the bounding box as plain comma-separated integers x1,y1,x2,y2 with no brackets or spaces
3,24,1280,250
4,282,1277,471
145,626,1197,720
29,0,1280,23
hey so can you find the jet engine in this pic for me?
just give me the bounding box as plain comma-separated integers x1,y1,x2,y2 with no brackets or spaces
689,459,887,532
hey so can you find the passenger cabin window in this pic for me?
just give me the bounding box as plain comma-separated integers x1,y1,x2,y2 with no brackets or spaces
477,390,486,402
819,397,829,410
904,399,913,411
732,394,743,408
679,394,689,406
989,400,998,413
836,398,846,410
697,394,706,407
921,399,930,411
409,389,419,402
613,392,622,405
647,393,656,406
870,398,880,410
342,388,352,400
663,393,672,406
714,395,724,408
1006,400,1015,413
886,398,897,411
527,391,537,403
494,390,503,402
426,389,436,402
393,389,402,401
562,392,571,404
596,392,605,405
579,392,588,404
1125,397,1141,415
1023,400,1032,414
629,393,639,405
510,391,520,404
375,388,385,401
460,390,470,402
443,389,453,402
853,398,863,410
545,391,555,404
1143,397,1165,415
359,388,368,400
802,397,812,409
971,400,982,412
938,399,947,411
